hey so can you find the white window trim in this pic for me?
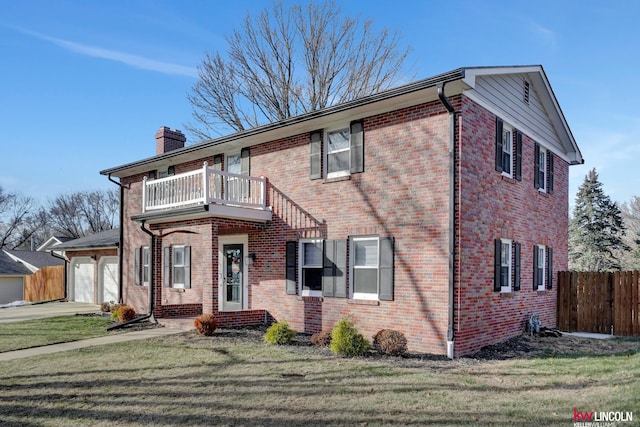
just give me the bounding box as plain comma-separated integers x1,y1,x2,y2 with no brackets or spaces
500,239,512,293
538,146,547,192
299,239,323,297
142,246,150,287
350,236,380,301
501,124,513,178
172,245,186,289
325,127,351,179
537,245,546,291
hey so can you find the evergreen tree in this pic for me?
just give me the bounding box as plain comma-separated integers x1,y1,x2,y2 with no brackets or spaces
569,168,629,271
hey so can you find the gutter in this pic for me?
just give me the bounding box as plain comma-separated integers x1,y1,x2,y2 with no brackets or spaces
437,82,457,360
107,174,126,304
107,220,156,330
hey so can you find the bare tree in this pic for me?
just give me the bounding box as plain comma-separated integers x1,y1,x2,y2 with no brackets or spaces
186,0,411,139
0,186,42,249
620,196,640,270
48,189,118,239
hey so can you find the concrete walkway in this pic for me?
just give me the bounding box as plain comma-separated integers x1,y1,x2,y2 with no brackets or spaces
0,326,186,361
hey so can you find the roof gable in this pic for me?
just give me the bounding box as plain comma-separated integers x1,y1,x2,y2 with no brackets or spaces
461,65,582,164
0,251,37,275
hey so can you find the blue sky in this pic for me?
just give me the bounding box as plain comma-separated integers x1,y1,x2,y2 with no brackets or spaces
1,0,638,209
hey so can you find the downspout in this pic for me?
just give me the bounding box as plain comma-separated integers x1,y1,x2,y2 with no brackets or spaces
107,174,125,304
107,221,156,330
437,82,457,359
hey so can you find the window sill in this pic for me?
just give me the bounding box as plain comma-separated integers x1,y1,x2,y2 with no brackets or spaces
169,288,186,293
500,175,517,184
296,295,324,302
348,299,380,306
324,175,351,184
537,190,550,198
500,292,514,298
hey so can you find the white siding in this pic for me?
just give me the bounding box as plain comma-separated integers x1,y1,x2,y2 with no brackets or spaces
472,73,563,153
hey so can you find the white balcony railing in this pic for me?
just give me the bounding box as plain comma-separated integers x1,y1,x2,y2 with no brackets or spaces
142,162,267,212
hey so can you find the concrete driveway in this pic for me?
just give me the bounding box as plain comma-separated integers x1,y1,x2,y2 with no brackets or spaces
0,302,101,323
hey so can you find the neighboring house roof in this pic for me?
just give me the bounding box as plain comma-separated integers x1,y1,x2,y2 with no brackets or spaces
52,228,120,251
37,235,73,252
100,65,583,179
3,250,65,272
0,251,32,276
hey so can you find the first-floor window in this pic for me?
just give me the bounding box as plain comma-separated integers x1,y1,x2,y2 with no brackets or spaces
173,246,186,288
300,240,323,295
163,245,191,289
134,246,150,286
352,237,380,299
494,239,521,292
142,246,150,286
534,245,553,291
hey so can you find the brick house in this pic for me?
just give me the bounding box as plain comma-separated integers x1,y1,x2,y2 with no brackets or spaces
101,65,582,357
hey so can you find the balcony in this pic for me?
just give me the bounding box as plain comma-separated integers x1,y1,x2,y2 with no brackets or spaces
138,162,272,223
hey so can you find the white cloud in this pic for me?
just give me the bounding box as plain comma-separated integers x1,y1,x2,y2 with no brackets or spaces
529,22,557,48
17,28,198,78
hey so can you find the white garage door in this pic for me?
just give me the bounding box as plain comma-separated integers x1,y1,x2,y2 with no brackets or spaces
0,277,24,305
99,257,118,304
70,258,94,303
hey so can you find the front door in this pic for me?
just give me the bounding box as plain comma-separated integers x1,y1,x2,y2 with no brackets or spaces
222,244,243,311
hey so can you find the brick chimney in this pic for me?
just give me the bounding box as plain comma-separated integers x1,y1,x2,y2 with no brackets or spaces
155,126,186,155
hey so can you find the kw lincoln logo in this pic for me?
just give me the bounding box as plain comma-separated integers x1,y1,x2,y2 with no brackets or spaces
573,407,633,426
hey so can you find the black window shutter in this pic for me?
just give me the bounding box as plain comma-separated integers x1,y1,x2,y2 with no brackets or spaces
534,143,541,189
495,118,504,172
546,248,553,289
310,131,322,179
513,242,521,291
134,247,141,285
548,152,554,195
515,131,523,181
378,237,394,301
494,239,502,292
163,247,171,287
240,148,250,176
533,245,539,290
322,240,334,297
184,246,191,289
285,241,297,295
334,239,347,298
350,120,364,174
212,154,223,171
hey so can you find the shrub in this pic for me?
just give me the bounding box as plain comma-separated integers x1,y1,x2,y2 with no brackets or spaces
264,321,296,345
329,317,370,357
117,305,136,322
110,304,122,320
311,329,333,347
372,329,408,356
194,314,217,336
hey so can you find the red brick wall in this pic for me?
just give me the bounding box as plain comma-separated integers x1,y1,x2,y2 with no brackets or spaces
119,94,569,357
454,96,569,356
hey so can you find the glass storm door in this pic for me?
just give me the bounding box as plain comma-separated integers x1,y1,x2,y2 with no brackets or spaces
222,244,243,311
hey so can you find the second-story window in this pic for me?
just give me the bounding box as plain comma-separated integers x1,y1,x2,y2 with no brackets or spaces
310,120,364,180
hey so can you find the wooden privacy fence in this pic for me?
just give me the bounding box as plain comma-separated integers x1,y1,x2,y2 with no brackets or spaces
24,266,64,302
557,271,640,336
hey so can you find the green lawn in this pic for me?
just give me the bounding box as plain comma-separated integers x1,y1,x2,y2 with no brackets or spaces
0,315,112,352
0,330,638,426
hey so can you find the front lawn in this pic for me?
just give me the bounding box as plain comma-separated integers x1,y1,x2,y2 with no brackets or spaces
0,315,112,352
0,329,638,426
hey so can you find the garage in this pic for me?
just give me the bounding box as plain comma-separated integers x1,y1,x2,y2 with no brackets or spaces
70,257,94,303
99,256,119,304
0,277,25,305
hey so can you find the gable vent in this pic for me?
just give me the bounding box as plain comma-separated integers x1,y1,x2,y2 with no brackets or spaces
523,80,530,104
